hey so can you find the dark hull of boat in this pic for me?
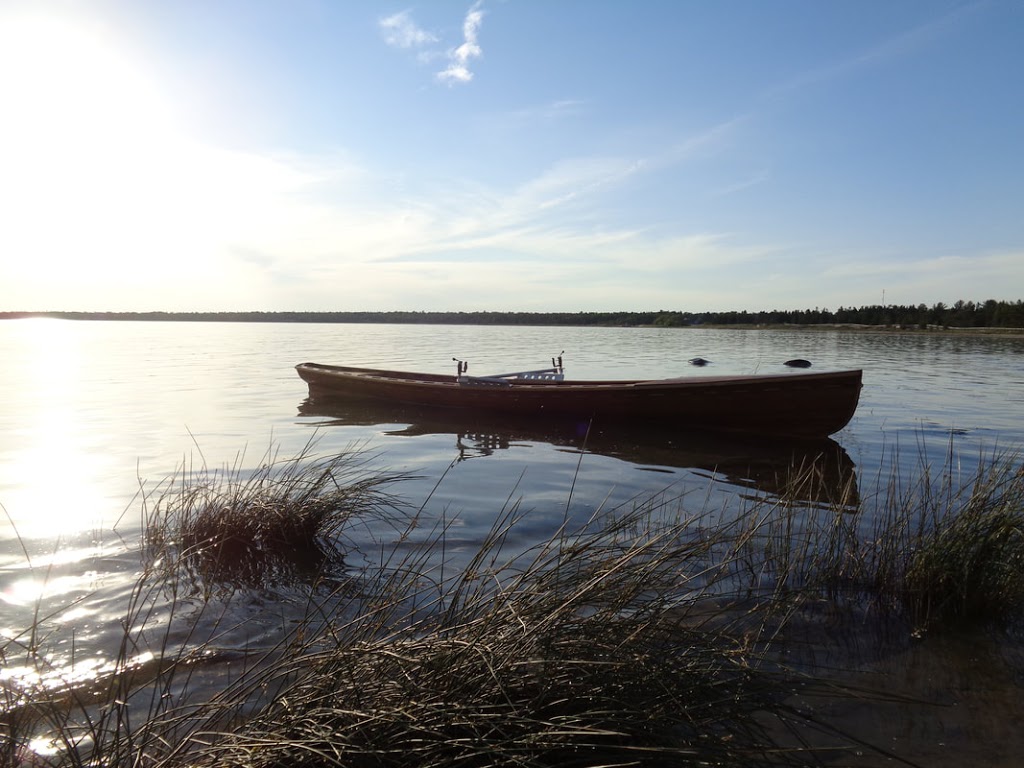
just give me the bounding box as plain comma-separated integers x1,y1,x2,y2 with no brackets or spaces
296,363,863,439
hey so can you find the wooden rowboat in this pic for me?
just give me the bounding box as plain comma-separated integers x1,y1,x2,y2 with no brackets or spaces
295,361,863,439
297,361,863,439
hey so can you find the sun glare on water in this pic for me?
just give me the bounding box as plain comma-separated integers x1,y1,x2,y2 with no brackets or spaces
0,319,124,541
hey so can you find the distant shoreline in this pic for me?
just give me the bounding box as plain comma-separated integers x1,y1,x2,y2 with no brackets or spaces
2,310,1023,337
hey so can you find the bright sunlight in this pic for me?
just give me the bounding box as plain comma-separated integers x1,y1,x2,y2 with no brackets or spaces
0,10,304,310
0,13,180,281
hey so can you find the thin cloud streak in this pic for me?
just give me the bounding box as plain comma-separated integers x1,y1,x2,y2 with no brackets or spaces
762,2,987,101
711,168,772,198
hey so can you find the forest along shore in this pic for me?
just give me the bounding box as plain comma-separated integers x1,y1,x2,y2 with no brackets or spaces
3,298,1024,331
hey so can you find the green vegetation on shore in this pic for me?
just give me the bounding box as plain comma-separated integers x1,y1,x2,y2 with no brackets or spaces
3,443,1024,766
3,298,1024,329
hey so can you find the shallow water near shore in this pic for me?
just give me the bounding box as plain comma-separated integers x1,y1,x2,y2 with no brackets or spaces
2,319,1023,764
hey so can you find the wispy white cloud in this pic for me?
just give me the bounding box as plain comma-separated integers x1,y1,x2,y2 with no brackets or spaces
378,10,437,49
437,1,485,84
197,115,764,307
379,3,487,86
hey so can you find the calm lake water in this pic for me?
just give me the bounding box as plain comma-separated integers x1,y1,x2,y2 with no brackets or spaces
2,319,1023,764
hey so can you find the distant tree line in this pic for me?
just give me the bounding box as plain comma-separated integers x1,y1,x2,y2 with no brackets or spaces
2,300,1023,328
650,299,1024,329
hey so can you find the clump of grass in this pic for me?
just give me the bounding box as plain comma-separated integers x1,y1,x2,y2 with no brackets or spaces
738,447,1024,634
896,457,1024,629
142,439,410,590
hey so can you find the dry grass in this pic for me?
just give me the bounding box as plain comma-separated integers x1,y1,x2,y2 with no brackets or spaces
3,443,1024,767
173,496,818,768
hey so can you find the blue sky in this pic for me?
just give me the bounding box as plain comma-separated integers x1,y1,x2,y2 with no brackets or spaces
1,0,1021,312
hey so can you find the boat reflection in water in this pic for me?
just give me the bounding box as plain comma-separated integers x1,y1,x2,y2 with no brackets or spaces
297,398,859,509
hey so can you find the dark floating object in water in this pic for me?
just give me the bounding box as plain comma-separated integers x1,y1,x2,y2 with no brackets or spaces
688,357,711,366
784,359,812,368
